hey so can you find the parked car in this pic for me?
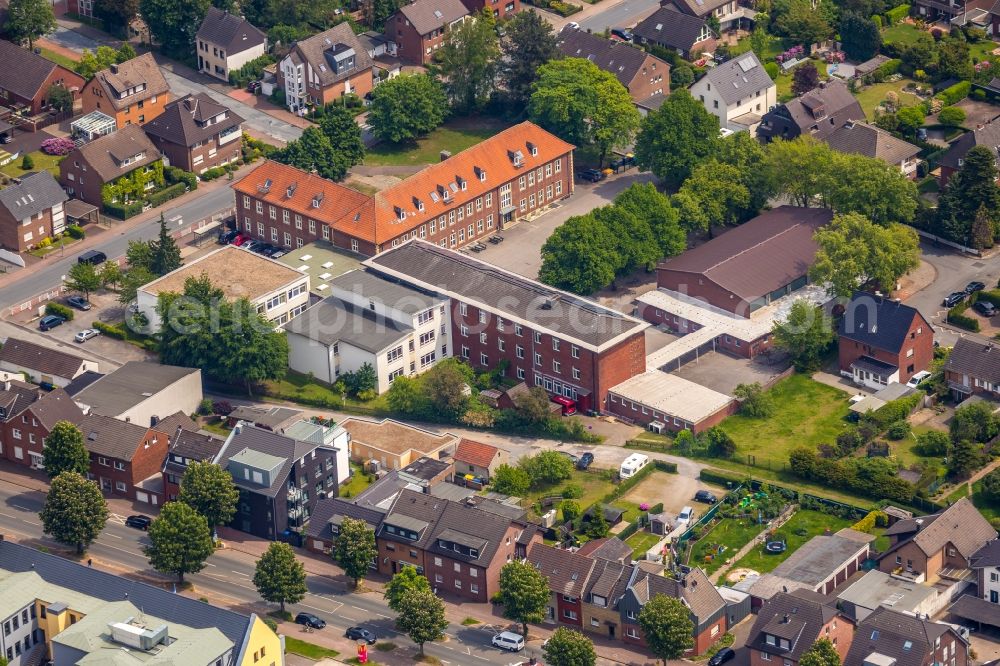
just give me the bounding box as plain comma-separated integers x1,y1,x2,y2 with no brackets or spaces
38,315,65,331
232,233,249,246
943,292,967,308
296,613,326,629
345,626,376,643
491,632,525,652
677,506,694,525
611,28,633,41
125,515,152,530
966,281,986,294
907,370,932,388
709,647,737,666
975,300,997,317
78,249,107,266
246,81,261,93
66,295,92,311
254,243,274,256
578,168,604,183
75,328,100,343
577,452,594,470
218,229,238,244
566,21,580,29
242,239,259,251
694,490,718,504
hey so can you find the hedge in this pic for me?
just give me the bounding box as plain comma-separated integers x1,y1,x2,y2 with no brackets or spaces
699,468,744,487
851,509,888,533
93,320,125,339
45,302,74,321
65,224,85,239
948,303,980,331
103,200,143,220
147,182,188,208
975,289,1000,307
866,391,923,428
937,80,971,105
885,3,910,24
165,166,197,190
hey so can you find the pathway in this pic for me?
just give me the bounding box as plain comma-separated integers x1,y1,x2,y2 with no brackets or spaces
707,504,798,584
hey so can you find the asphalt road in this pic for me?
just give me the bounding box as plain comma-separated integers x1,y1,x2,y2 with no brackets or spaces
0,186,235,310
579,0,661,32
0,480,524,666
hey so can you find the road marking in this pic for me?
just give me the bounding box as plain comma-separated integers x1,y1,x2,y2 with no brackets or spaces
0,511,19,519
231,570,249,576
205,562,217,567
204,573,229,580
21,519,39,526
104,533,122,539
11,504,33,512
298,603,334,614
373,612,391,619
473,655,489,661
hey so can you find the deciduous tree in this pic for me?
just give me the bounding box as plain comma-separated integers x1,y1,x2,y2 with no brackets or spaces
422,359,471,416
613,183,686,258
253,542,307,612
539,213,620,294
436,9,500,114
676,160,751,235
319,106,365,169
140,0,211,58
839,13,881,61
384,566,432,612
594,204,660,274
274,126,348,181
635,90,719,186
543,627,597,666
96,0,140,32
772,301,835,372
369,74,448,143
394,588,448,656
733,383,774,418
7,0,56,49
800,638,842,666
491,464,531,495
145,501,214,581
179,461,239,534
519,450,573,486
42,421,90,479
638,594,694,665
810,213,920,296
333,517,378,588
497,560,551,637
792,61,821,97
65,262,101,301
47,84,74,113
501,10,559,107
40,472,108,555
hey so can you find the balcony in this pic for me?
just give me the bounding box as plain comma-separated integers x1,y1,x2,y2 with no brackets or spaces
288,505,303,520
288,486,302,502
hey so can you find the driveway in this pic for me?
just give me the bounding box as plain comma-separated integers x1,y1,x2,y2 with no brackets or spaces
620,470,726,517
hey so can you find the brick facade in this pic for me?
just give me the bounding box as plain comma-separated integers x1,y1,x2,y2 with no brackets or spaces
0,206,59,254
460,0,519,18
386,13,454,65
838,312,933,385
145,126,242,174
606,393,737,433
81,80,169,129
89,426,170,504
637,304,774,359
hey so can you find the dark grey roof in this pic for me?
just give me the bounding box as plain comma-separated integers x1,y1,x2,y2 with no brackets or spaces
670,0,730,17
950,594,1000,629
155,410,199,435
0,40,65,101
845,607,960,666
947,336,1000,388
0,337,90,380
579,536,633,563
214,424,316,498
0,539,253,645
367,240,647,350
143,93,244,149
852,356,898,375
627,565,725,622
854,54,891,76
556,28,666,91
168,428,223,462
839,292,927,353
71,124,162,183
397,0,469,36
970,539,1000,568
528,543,596,598
584,558,632,604
758,79,865,141
353,470,407,510
769,533,870,587
329,269,442,315
427,498,517,566
940,119,1000,171
291,24,373,88
306,497,386,543
824,122,920,165
747,589,839,661
62,371,104,397
379,488,448,549
0,380,40,424
464,496,527,521
285,295,411,354
228,405,303,430
633,5,709,53
196,7,267,54
72,362,198,417
400,455,451,481
0,171,69,221
80,413,166,461
698,52,772,106
26,388,84,431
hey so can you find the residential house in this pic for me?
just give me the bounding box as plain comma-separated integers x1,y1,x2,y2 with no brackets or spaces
278,23,374,114
280,418,351,489
838,292,934,390
971,538,1000,605
0,537,282,666
746,589,853,666
341,417,456,471
844,607,968,666
911,0,984,23
943,336,1000,399
195,7,268,82
528,544,597,628
688,51,775,133
556,27,670,109
581,556,633,641
227,405,303,432
58,124,163,208
0,337,98,388
877,497,997,583
632,5,715,59
665,0,756,33
285,268,449,391
162,428,225,501
233,121,575,254
142,93,244,174
452,438,507,482
81,53,170,128
0,383,83,471
938,118,1000,187
385,0,469,65
213,423,343,540
376,488,540,601
619,563,727,654
136,245,309,330
80,413,170,505
757,80,865,142
824,121,921,179
71,361,202,428
305,496,387,554
0,40,84,116
459,0,518,18
0,171,70,253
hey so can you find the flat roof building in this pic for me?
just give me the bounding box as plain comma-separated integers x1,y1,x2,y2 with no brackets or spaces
341,417,456,470
607,371,735,433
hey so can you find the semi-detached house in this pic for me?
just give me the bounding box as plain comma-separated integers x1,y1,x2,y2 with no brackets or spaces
0,171,70,253
81,53,170,129
142,93,244,174
80,413,170,505
385,0,469,65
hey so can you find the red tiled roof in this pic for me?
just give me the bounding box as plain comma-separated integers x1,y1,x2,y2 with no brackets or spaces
453,438,499,468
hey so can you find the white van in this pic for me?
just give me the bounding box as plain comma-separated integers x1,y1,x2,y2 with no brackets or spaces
492,631,525,652
678,506,694,526
620,453,650,479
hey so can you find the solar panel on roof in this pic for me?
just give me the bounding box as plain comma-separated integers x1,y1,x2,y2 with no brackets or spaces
738,56,756,72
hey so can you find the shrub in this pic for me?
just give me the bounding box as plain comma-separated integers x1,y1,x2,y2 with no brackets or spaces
93,321,125,339
21,154,33,170
948,304,980,331
212,400,233,415
561,483,583,499
164,166,197,190
885,4,910,24
938,105,966,127
200,166,227,181
973,88,987,101
886,420,911,440
764,61,780,79
937,80,971,105
197,398,213,415
65,224,85,239
103,200,143,219
147,182,187,208
40,137,76,155
913,430,949,456
45,302,74,321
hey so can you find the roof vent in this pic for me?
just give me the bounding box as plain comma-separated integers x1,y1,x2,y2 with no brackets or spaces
110,63,119,74
440,150,451,161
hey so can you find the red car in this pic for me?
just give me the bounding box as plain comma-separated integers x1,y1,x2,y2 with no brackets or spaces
232,232,249,246
550,395,577,416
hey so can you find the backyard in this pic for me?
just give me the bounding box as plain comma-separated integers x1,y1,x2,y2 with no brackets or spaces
524,469,618,522
729,509,855,575
364,118,512,167
0,151,64,179
853,78,922,118
689,515,766,575
625,530,664,561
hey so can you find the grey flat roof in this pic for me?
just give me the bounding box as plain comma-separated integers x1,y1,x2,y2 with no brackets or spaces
72,362,197,417
284,296,413,354
837,570,936,614
384,513,430,533
330,269,443,315
770,534,868,586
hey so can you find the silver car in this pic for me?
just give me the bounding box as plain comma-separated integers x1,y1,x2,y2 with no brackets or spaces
74,328,100,343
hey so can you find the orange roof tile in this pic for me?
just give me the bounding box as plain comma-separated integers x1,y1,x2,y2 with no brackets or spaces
454,438,500,469
232,160,376,240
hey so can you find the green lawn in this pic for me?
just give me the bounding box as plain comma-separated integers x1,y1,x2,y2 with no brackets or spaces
773,59,831,103
38,47,80,71
0,151,65,179
690,517,766,574
625,530,663,561
882,23,927,47
265,370,387,412
972,481,1000,522
970,39,998,63
364,119,513,167
853,78,921,118
201,418,232,438
717,375,852,469
341,462,374,499
731,509,854,574
285,637,340,660
524,469,617,521
894,425,946,468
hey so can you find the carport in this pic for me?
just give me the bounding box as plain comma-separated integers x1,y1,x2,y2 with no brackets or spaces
65,199,99,226
949,595,1000,632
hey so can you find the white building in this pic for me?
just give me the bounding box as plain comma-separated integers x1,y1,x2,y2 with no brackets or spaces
281,418,351,487
284,269,450,393
71,362,202,428
688,52,776,133
136,245,310,332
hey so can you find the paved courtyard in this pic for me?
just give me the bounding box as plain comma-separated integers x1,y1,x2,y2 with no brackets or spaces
672,350,789,396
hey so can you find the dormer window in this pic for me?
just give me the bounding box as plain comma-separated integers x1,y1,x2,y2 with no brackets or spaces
414,197,424,212
395,206,405,221
286,183,297,198
509,149,524,167
312,193,324,208
527,142,537,156
475,166,486,182
457,176,466,191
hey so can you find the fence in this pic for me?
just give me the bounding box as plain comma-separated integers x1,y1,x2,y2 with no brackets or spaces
5,285,68,318
908,226,981,257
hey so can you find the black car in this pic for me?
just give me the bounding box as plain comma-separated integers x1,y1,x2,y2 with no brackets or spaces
296,613,326,629
943,292,967,308
611,27,633,41
345,626,376,644
578,169,604,183
38,315,66,331
254,243,275,256
709,647,737,666
218,229,239,244
694,490,718,504
125,515,152,530
975,300,998,317
966,281,986,294
576,452,594,470
67,295,92,311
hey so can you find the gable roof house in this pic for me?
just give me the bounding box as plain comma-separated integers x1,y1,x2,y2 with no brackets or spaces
0,170,71,253
938,118,1000,188
824,121,921,179
452,438,507,482
0,337,99,388
58,123,163,208
81,53,171,129
0,382,83,471
844,607,968,666
746,589,853,666
80,413,170,505
385,0,470,65
877,497,997,584
666,0,757,32
142,93,244,174
0,39,85,115
556,27,670,111
162,427,225,501
838,293,934,390
757,80,865,142
688,51,775,133
944,336,1000,400
528,544,598,629
278,23,374,114
196,7,268,82
305,496,387,554
632,5,716,59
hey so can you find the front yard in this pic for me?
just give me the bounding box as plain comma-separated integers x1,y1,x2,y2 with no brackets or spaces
364,118,512,167
730,509,855,575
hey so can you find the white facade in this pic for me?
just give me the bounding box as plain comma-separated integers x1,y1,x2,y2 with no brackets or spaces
197,37,267,82
0,357,98,389
1,602,40,666
280,57,306,113
689,72,776,133
982,566,1000,604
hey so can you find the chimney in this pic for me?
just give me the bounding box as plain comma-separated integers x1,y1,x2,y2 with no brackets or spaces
440,150,451,162
782,614,790,623
110,63,119,74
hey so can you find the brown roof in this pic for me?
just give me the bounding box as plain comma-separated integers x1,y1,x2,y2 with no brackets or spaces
577,537,633,563
70,124,161,183
92,53,170,112
657,206,832,303
453,438,500,468
341,417,455,457
911,497,996,558
528,543,596,598
0,380,41,424
398,0,469,36
845,607,961,666
155,411,199,436
945,336,1000,386
824,121,920,165
25,388,84,431
142,93,243,149
557,28,669,91
80,413,168,461
0,40,71,101
290,23,373,88
628,564,725,621
196,7,267,55
747,589,840,661
0,337,92,380
940,117,1000,171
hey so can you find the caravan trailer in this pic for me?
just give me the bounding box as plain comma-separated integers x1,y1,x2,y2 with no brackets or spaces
620,453,649,479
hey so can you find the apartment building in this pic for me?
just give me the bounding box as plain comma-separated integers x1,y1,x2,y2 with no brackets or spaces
385,0,469,65
196,7,268,82
0,382,83,471
162,428,225,501
278,23,374,113
557,27,670,108
689,51,775,133
79,413,170,505
0,172,70,253
81,53,170,128
142,93,244,173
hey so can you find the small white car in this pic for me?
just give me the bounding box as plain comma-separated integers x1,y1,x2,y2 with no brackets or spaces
907,371,932,388
491,631,525,652
74,328,100,343
678,506,694,526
